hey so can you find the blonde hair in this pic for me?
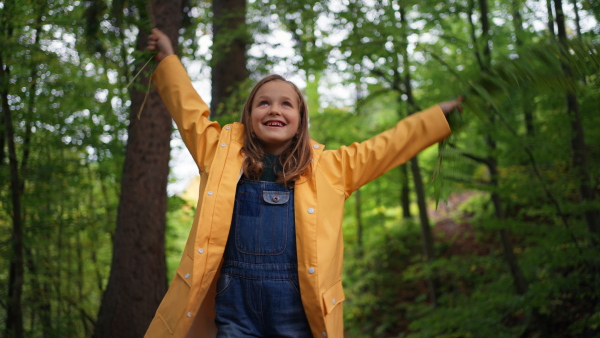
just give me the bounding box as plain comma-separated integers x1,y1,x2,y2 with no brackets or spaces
239,75,312,187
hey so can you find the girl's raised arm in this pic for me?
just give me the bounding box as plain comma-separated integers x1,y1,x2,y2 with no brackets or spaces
147,28,220,172
320,100,461,197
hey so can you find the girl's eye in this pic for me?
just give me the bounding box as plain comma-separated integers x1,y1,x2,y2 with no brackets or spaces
282,102,292,107
258,101,269,106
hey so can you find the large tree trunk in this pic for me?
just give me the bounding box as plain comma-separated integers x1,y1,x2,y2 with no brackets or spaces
93,1,182,336
2,55,25,338
1,1,24,334
553,0,600,242
211,0,248,118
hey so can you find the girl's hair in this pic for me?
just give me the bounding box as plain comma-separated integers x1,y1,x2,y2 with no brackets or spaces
240,75,312,187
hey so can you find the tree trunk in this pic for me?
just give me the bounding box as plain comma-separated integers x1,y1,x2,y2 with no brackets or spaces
1,55,25,338
547,0,556,36
478,0,530,297
553,0,600,242
93,1,182,336
570,0,583,42
511,0,535,137
399,4,438,307
211,0,248,119
355,188,364,255
400,165,411,219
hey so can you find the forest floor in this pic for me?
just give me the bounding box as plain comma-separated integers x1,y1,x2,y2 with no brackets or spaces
428,191,490,256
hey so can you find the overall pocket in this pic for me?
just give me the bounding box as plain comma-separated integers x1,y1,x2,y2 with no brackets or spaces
235,190,290,255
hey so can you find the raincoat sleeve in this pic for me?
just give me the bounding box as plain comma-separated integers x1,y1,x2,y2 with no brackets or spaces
321,105,451,197
152,55,220,172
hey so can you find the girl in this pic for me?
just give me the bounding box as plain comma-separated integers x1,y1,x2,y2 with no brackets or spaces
145,28,462,338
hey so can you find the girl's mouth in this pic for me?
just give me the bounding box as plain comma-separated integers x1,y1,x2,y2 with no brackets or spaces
264,121,286,127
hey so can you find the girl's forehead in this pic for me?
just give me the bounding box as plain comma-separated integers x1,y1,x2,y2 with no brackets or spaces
255,80,297,98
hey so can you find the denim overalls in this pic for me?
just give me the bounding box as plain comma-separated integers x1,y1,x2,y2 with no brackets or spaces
215,178,312,337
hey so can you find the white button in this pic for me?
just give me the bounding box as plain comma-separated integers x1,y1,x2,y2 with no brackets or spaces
225,126,231,130
308,267,315,274
313,144,320,149
221,143,226,147
184,273,190,279
207,191,213,196
322,332,327,337
332,298,336,305
310,158,314,162
198,248,204,254
308,208,315,214
187,312,192,317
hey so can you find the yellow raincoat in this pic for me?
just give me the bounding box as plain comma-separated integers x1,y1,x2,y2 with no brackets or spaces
145,55,451,338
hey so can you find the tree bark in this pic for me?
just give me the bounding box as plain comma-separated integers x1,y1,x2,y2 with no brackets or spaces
1,55,25,338
211,0,248,118
93,1,182,336
553,0,600,242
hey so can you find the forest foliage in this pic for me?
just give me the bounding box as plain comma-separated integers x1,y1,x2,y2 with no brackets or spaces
1,0,599,337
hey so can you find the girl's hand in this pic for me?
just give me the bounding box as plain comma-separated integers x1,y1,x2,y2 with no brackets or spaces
438,97,464,116
147,28,175,62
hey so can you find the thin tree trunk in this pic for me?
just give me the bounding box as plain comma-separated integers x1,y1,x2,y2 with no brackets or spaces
355,188,364,255
511,0,535,137
93,1,182,336
570,0,583,42
399,5,437,307
547,0,556,36
24,248,52,337
400,165,411,219
211,0,248,118
553,0,600,242
479,0,530,297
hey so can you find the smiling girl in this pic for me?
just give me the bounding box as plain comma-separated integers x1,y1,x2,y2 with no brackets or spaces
145,28,462,338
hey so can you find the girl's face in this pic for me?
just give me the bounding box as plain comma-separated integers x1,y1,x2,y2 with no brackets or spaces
250,80,301,155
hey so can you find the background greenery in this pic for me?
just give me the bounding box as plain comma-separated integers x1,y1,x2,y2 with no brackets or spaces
1,0,599,336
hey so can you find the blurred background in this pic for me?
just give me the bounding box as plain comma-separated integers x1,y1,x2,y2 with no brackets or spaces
0,0,599,336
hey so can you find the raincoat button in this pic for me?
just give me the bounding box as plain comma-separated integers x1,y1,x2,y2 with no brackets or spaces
225,126,231,130
308,267,315,274
308,208,315,214
184,273,190,279
207,191,213,196
322,332,327,337
198,248,204,254
187,312,192,318
221,143,226,147
313,144,319,149
332,298,336,305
